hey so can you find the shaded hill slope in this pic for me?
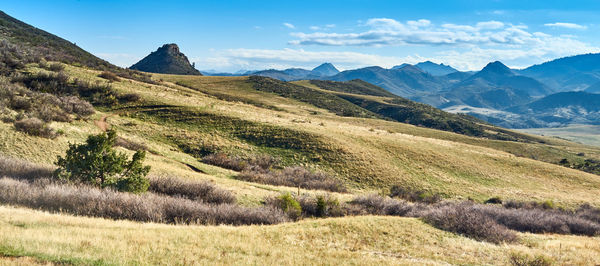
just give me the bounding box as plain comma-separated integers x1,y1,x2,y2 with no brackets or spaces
0,11,113,69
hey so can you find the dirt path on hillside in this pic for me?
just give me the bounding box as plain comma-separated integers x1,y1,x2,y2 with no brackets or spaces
94,115,111,131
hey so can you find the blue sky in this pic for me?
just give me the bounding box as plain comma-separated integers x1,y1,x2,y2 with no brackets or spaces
4,0,600,71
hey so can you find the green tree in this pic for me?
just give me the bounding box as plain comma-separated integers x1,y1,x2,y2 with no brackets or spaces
55,129,150,193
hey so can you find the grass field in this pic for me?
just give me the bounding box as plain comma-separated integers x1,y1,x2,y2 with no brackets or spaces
3,63,600,264
2,205,599,265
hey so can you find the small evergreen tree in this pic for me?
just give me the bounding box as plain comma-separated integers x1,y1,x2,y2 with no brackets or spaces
55,129,150,193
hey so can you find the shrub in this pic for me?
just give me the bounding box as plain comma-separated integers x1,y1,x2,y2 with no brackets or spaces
348,194,417,216
481,204,600,236
202,153,247,171
148,176,235,204
0,155,54,180
265,193,302,220
389,185,442,203
12,72,72,95
576,204,600,224
13,118,58,138
484,197,503,204
55,130,151,193
422,202,518,244
48,63,65,72
237,166,346,193
117,93,141,102
115,136,148,151
59,96,95,116
503,200,555,210
509,252,553,266
0,177,285,225
98,71,121,82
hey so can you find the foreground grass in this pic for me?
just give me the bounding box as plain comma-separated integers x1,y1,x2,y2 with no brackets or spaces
1,205,599,265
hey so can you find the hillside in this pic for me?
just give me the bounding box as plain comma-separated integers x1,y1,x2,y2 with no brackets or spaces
252,63,340,81
520,53,600,91
0,11,113,70
130,43,202,75
508,91,600,126
438,61,552,110
327,65,447,97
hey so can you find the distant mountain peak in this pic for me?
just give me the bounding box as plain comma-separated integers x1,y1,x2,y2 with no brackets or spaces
414,61,457,76
395,64,425,73
480,61,512,75
130,43,201,75
392,63,412,69
311,63,340,76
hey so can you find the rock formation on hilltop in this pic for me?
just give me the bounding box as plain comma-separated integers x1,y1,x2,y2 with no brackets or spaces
130,44,201,75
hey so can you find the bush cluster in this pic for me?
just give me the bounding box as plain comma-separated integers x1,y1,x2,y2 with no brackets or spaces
13,117,59,138
98,71,121,82
238,166,347,193
422,202,519,244
202,152,345,192
0,155,54,181
148,176,235,204
0,40,41,75
0,177,285,225
0,77,95,137
389,185,442,203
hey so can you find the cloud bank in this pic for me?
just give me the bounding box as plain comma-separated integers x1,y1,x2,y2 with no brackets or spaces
195,18,599,72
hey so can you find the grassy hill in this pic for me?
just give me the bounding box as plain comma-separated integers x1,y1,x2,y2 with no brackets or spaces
0,61,599,264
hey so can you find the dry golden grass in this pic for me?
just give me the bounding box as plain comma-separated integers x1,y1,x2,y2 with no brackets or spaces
1,205,599,265
3,65,600,264
2,65,600,207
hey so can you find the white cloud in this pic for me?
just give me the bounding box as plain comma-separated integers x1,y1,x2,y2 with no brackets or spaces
192,18,599,72
283,22,295,29
476,21,504,30
290,18,547,46
544,22,587,30
193,48,425,71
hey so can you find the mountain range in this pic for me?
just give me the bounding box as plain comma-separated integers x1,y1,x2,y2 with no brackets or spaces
206,55,600,128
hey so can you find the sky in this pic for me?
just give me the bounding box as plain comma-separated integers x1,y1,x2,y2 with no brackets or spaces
4,0,600,72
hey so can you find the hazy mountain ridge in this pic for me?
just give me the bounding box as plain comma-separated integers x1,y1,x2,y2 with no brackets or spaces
519,53,600,91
